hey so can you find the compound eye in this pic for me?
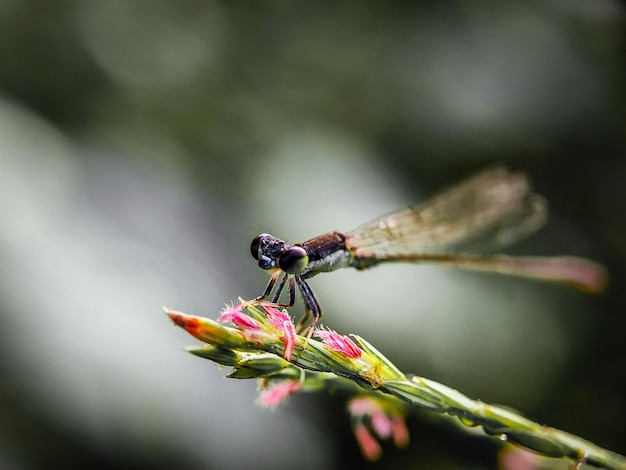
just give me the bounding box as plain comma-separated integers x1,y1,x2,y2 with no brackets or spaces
258,255,274,270
250,234,267,260
278,246,309,274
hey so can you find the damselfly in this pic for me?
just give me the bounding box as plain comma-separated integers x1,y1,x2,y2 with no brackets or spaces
250,165,606,333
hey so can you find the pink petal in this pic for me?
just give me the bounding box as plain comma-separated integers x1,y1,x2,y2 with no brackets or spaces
281,319,296,361
315,327,362,358
218,306,260,331
499,447,541,470
263,305,291,327
354,424,382,461
391,415,410,448
347,396,378,416
257,381,302,408
371,410,393,439
261,305,296,360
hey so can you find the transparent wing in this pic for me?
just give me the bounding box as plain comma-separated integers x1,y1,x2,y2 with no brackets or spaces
346,164,547,257
345,164,606,293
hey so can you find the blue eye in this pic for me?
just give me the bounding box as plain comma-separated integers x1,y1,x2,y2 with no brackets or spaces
258,256,274,270
278,246,309,274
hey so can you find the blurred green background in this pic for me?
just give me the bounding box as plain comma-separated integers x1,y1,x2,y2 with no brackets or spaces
1,1,624,469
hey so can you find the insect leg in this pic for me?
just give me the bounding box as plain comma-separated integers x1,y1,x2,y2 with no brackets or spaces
255,271,298,311
256,270,282,301
287,275,296,307
294,275,322,337
270,272,288,303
